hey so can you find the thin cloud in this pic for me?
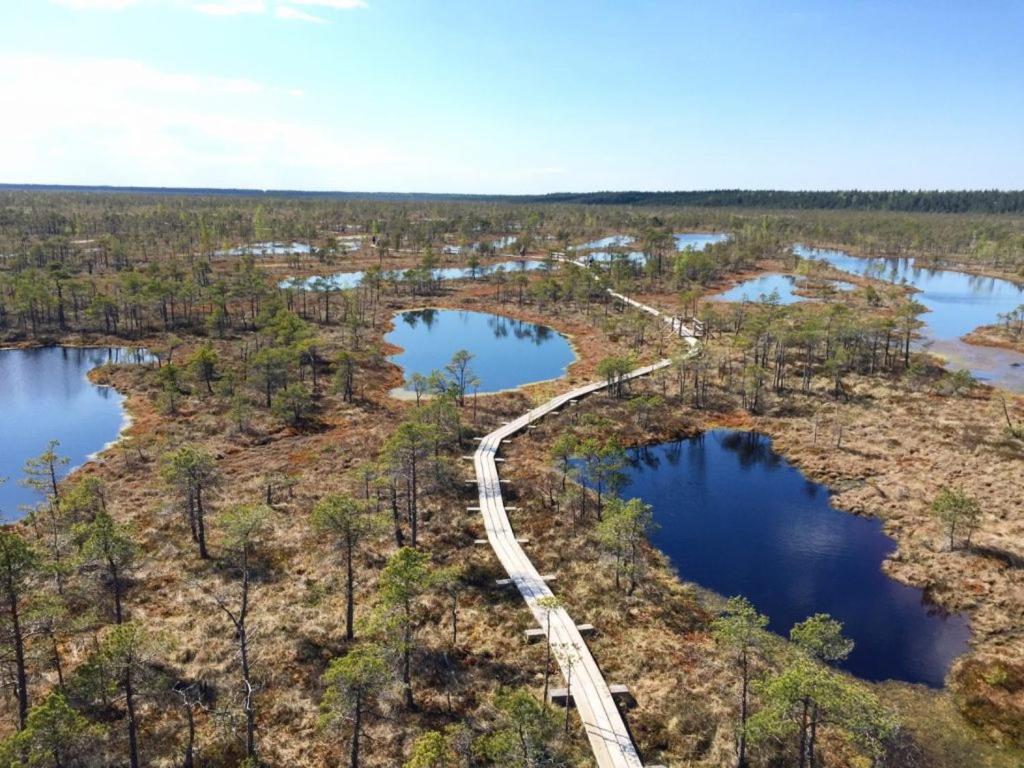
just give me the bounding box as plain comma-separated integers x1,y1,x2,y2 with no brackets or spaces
50,0,140,8
193,0,266,15
286,0,367,8
0,54,411,189
51,0,367,19
274,5,327,23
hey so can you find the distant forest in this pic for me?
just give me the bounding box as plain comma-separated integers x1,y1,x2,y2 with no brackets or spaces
2,184,1023,214
515,189,1024,213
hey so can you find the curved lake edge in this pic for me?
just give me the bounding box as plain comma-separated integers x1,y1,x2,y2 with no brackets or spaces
602,424,972,687
710,271,858,305
0,344,151,517
276,256,553,291
962,324,1024,355
709,239,1023,329
797,240,1024,335
797,242,1024,390
703,242,1024,389
80,351,153,465
574,230,732,250
382,306,582,400
798,240,1024,291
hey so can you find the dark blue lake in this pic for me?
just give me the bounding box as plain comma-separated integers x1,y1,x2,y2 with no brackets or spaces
800,245,1024,390
0,347,148,518
385,309,575,396
588,430,970,685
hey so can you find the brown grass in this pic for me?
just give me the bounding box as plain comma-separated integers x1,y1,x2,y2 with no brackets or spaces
963,325,1024,355
5,263,1022,766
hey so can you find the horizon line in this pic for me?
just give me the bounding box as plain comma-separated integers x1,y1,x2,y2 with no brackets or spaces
2,182,1023,198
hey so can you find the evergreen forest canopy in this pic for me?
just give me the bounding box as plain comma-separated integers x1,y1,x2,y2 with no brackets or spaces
3,184,1023,214
516,189,1024,214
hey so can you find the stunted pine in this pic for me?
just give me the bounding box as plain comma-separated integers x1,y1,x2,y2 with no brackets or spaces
212,503,271,762
311,493,384,641
0,529,40,729
320,643,389,768
162,445,219,559
712,596,769,768
374,546,435,709
931,487,982,550
77,510,136,625
595,496,655,594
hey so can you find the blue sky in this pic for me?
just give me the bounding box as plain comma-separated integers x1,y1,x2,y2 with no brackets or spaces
1,0,1021,192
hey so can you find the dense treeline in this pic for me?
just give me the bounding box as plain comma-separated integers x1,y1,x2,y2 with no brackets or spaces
2,192,1021,283
3,191,1020,343
4,185,1024,214
0,192,534,260
515,189,1024,214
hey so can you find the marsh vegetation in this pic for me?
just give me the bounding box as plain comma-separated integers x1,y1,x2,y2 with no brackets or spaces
0,190,1021,767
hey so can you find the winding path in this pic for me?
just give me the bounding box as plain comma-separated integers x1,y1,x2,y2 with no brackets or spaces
473,258,698,767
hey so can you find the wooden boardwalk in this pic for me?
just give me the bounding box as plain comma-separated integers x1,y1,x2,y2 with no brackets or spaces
473,261,698,767
555,252,699,338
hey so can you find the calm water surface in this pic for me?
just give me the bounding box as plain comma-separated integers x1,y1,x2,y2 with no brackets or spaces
281,259,547,291
443,236,520,255
800,245,1024,390
674,232,730,251
0,347,149,517
580,232,728,265
577,234,636,250
385,309,575,395
588,430,970,685
489,235,519,250
714,273,856,304
215,241,312,257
